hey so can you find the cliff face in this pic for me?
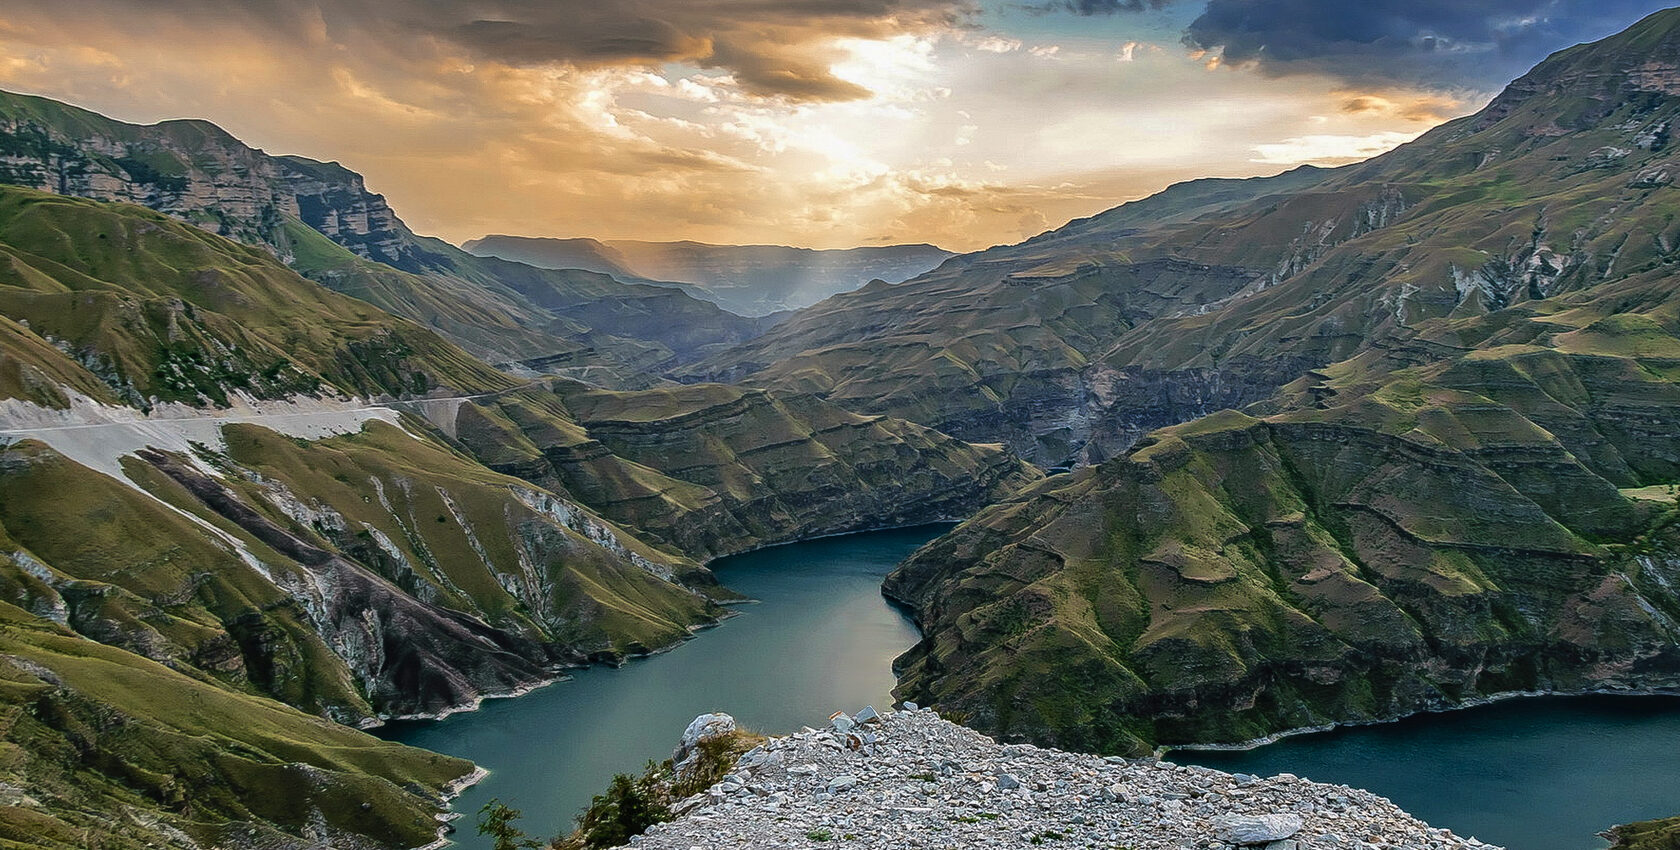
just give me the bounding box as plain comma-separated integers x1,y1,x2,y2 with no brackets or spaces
439,380,1042,562
0,180,1043,849
863,8,1680,757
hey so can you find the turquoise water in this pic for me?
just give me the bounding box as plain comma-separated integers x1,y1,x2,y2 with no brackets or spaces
376,525,944,849
1177,694,1680,850
380,524,1680,850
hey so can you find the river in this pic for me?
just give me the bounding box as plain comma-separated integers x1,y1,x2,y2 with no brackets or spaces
379,526,1680,850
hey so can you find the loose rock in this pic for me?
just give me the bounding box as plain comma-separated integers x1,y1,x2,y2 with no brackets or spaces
625,710,1501,850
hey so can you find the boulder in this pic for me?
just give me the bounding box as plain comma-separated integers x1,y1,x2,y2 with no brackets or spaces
672,712,737,772
1211,814,1304,845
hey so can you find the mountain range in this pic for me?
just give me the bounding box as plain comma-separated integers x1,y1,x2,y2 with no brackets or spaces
0,97,1032,848
463,235,953,318
4,5,1680,848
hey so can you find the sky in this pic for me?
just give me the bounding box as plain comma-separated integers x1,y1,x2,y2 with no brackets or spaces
0,1,1673,252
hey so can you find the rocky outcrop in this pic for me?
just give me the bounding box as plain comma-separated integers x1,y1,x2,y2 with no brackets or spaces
628,707,1495,849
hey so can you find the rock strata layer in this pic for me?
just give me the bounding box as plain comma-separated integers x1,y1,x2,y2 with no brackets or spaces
627,708,1499,850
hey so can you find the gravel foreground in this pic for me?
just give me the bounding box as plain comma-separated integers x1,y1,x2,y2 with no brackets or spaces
625,707,1502,850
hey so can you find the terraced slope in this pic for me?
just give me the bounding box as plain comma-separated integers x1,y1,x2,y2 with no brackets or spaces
686,8,1680,467
0,89,763,379
442,380,1040,560
878,9,1680,757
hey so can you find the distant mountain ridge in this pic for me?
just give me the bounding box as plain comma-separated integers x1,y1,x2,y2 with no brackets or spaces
0,88,769,381
684,3,1680,466
463,234,953,317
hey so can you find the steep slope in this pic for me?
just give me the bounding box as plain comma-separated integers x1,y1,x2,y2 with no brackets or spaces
875,10,1680,753
465,235,953,317
0,593,475,850
437,380,1041,561
0,187,748,848
678,166,1337,463
885,266,1680,755
687,8,1680,467
0,183,1041,847
0,89,763,378
0,186,513,409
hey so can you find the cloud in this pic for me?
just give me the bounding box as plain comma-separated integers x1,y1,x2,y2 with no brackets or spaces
1181,0,1675,89
1043,0,1173,14
0,0,975,102
1251,130,1424,165
1029,0,1671,90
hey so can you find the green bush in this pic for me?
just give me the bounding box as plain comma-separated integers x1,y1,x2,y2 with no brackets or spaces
573,763,672,849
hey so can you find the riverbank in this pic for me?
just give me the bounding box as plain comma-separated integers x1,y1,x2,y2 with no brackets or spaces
630,706,1497,850
1165,686,1680,754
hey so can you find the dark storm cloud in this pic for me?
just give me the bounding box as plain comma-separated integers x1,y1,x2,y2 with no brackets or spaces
1185,0,1676,87
1048,0,1173,14
1041,0,1674,88
1,0,973,101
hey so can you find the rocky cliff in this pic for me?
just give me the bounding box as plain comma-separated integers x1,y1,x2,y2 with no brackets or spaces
0,185,746,848
0,179,1042,849
852,8,1680,758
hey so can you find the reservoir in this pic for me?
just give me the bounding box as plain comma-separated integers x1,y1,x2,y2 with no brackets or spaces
381,525,1680,850
377,524,944,849
1178,693,1680,850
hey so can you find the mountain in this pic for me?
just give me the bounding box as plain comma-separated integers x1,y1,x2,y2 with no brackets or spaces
867,7,1680,755
0,89,768,382
0,182,1036,847
464,235,954,317
441,380,1038,561
682,10,1680,467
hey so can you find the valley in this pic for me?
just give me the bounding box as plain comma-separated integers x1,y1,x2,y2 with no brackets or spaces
1,4,1680,849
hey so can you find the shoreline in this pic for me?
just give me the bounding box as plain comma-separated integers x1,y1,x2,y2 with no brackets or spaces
414,765,491,850
376,521,951,729
1162,686,1680,754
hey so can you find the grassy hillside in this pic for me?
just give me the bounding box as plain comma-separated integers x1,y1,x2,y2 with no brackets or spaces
885,206,1680,755
683,9,1680,467
0,185,512,408
0,89,767,383
443,380,1041,560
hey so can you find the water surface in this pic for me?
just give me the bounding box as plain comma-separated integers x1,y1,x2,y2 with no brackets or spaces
377,525,942,848
382,524,1680,850
1177,694,1680,850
